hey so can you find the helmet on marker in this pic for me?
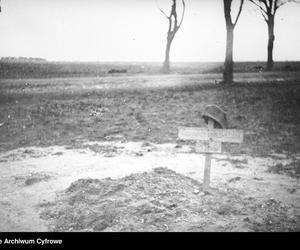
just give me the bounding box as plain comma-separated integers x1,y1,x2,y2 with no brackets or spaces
202,105,228,129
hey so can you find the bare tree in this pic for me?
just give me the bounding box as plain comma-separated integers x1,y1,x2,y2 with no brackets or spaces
223,0,244,85
249,0,299,71
158,0,186,73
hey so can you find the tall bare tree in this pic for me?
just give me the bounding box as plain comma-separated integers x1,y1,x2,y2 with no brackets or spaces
223,0,244,85
249,0,299,71
158,0,186,73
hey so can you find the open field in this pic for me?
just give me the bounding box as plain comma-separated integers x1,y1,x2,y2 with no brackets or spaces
1,61,300,78
0,68,300,231
1,71,300,154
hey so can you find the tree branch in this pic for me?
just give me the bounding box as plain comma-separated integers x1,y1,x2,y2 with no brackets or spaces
249,0,296,20
160,0,186,37
249,0,272,23
260,0,270,13
269,0,274,12
233,0,244,27
273,0,278,12
178,0,186,28
224,0,233,26
275,0,289,11
249,0,268,14
156,0,171,19
173,0,178,30
261,0,269,7
160,8,170,19
174,0,186,33
261,9,269,22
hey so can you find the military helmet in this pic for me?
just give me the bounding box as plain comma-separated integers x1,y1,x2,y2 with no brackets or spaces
202,105,228,129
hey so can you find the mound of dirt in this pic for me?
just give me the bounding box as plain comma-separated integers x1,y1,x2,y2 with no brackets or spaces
40,167,299,232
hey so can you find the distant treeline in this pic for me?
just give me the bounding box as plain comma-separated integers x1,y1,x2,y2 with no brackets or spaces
0,61,299,79
1,57,47,63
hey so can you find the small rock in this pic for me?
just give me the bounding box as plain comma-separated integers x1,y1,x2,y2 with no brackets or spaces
135,152,143,157
216,204,231,215
53,152,63,156
287,188,296,194
228,176,242,183
193,189,200,194
203,190,212,195
104,153,115,157
243,217,251,223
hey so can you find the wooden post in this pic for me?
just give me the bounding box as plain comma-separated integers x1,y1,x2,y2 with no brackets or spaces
203,119,214,192
178,114,243,194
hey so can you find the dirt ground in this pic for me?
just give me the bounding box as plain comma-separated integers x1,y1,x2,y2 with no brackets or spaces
0,142,299,232
0,72,300,232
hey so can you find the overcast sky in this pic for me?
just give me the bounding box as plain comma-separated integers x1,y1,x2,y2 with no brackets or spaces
0,0,299,62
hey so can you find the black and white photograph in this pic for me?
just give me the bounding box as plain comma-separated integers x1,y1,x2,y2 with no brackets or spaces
0,0,300,235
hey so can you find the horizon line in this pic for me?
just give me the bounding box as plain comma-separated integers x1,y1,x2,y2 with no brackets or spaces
1,59,300,64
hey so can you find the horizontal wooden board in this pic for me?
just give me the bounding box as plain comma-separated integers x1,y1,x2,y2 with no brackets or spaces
178,126,244,143
195,140,222,153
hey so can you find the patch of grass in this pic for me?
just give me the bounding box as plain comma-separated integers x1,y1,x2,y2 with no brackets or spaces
24,173,52,186
267,161,300,178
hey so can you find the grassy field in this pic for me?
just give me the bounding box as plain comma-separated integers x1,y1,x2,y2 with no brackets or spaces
1,61,300,78
0,64,299,232
1,71,300,156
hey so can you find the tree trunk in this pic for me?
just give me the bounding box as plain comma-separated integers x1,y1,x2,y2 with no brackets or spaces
163,35,173,73
266,18,275,71
223,24,234,85
163,40,171,73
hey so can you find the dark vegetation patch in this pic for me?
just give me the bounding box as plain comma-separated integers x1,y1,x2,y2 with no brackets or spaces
267,161,300,179
108,69,127,74
13,172,52,186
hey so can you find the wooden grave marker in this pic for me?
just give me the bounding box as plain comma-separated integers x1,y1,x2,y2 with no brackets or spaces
178,116,244,192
